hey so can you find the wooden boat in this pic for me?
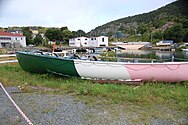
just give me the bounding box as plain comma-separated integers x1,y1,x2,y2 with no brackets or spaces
111,42,151,50
16,51,188,82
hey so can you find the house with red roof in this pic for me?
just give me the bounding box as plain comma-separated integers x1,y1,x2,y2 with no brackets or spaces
0,31,26,48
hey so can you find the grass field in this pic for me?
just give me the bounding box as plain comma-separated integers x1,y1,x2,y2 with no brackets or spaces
0,63,187,111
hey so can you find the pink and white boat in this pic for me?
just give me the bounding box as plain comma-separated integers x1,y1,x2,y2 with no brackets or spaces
16,51,188,82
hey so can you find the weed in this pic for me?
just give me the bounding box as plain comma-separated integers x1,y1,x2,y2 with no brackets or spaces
0,63,187,111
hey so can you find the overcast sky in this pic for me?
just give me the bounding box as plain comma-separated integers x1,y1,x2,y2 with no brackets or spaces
0,0,175,32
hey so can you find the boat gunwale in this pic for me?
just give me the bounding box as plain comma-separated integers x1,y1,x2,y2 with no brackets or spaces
16,51,188,65
16,51,72,61
74,59,188,65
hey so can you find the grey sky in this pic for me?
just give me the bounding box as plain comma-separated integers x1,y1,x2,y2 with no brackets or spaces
0,0,175,32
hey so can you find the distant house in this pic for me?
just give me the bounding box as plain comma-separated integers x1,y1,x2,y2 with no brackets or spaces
69,37,93,47
95,36,108,47
7,29,23,35
69,36,108,47
30,27,39,34
30,27,39,38
156,40,174,46
0,31,26,48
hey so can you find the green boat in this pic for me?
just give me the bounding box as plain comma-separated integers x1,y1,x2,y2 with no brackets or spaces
16,51,80,77
16,51,188,82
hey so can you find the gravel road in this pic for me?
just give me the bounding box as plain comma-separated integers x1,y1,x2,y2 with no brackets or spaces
0,87,187,125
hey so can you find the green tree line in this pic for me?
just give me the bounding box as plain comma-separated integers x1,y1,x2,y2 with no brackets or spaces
21,26,87,46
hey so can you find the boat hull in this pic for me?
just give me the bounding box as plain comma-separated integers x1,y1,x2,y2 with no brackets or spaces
16,51,188,82
16,51,80,77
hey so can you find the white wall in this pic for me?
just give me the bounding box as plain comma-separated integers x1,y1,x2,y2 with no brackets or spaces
79,37,89,47
69,37,90,47
89,37,98,47
11,36,26,47
69,36,108,47
69,38,77,47
97,36,108,47
20,36,26,47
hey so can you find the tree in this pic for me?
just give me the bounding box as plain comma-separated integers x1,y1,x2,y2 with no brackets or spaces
22,27,33,45
152,31,163,40
164,23,184,42
178,0,188,16
183,28,188,42
77,30,86,37
60,26,68,31
0,27,4,31
62,29,73,42
115,31,124,38
34,34,43,45
182,19,188,28
45,28,63,41
71,31,79,38
138,24,148,34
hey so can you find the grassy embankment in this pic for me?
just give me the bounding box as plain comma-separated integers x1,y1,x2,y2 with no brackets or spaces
0,63,187,111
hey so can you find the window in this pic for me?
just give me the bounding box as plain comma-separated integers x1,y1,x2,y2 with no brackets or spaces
91,38,93,40
78,39,80,40
21,38,22,40
100,44,106,47
84,42,87,44
0,37,11,40
102,38,104,42
85,39,87,40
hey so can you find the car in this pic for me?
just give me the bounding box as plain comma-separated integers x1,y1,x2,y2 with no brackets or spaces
28,44,34,47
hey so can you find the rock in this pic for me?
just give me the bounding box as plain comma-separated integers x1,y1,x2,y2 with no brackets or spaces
9,115,21,124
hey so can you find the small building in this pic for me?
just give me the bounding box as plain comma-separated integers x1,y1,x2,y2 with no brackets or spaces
69,36,108,47
156,40,174,46
30,27,39,35
89,37,98,47
95,36,108,47
69,37,88,47
0,31,26,48
30,27,39,38
7,29,23,34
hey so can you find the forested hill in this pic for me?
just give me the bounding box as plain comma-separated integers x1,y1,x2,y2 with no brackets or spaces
88,0,188,43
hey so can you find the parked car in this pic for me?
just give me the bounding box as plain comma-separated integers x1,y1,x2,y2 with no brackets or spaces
28,44,34,47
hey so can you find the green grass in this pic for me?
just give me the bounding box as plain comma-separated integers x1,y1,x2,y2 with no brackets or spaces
0,63,188,111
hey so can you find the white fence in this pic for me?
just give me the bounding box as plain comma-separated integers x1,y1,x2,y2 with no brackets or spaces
0,54,17,64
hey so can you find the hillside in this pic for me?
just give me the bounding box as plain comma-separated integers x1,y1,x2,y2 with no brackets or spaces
2,1,187,45
88,0,188,43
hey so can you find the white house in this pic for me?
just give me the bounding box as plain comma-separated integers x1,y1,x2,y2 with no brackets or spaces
89,37,98,47
69,37,89,47
0,31,26,48
95,36,108,47
69,36,108,47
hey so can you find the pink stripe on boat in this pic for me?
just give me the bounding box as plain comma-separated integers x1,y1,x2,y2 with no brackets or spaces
125,62,188,82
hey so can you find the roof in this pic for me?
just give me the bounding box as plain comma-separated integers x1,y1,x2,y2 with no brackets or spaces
7,29,22,32
0,31,25,37
30,27,38,30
